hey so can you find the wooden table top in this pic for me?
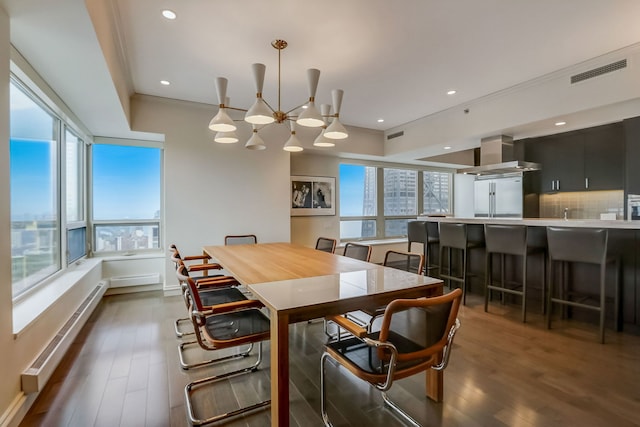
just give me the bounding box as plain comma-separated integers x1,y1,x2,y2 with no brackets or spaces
203,242,379,285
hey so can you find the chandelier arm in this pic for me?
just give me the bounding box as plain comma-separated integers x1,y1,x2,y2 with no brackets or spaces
225,106,249,113
285,103,307,115
261,98,277,114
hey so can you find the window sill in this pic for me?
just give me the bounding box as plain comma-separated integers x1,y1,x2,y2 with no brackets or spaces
12,258,103,337
94,251,164,261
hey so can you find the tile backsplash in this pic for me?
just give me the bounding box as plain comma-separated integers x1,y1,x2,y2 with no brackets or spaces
539,190,624,219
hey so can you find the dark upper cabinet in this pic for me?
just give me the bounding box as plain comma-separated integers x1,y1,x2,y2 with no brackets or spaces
583,123,624,191
624,117,640,195
524,123,624,193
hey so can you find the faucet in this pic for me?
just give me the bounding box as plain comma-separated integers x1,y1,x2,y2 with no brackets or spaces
563,207,569,220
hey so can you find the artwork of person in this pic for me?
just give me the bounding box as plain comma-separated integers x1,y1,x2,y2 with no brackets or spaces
292,182,312,208
315,187,327,208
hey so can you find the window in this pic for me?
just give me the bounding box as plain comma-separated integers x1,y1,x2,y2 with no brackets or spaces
10,80,61,297
423,171,451,214
92,143,162,252
65,128,84,222
339,164,376,239
339,163,452,240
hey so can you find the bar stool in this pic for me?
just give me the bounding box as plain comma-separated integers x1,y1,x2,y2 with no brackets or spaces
425,221,441,276
439,222,484,305
546,226,620,344
484,224,545,323
407,220,427,274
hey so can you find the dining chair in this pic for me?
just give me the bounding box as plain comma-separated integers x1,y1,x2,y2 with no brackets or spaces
315,237,337,253
343,242,372,262
225,234,258,245
170,244,239,338
174,263,251,369
177,266,271,425
321,288,462,426
330,250,425,335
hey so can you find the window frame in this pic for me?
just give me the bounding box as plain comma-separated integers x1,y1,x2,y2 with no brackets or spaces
89,138,164,256
9,74,90,300
339,161,453,241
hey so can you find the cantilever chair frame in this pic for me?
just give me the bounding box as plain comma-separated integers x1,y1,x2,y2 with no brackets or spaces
321,288,463,427
178,266,271,425
170,246,240,339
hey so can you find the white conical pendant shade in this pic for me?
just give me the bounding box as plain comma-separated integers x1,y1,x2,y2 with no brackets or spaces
245,98,274,124
324,118,348,139
245,127,266,150
283,121,304,152
209,108,236,132
314,104,334,146
324,89,348,139
296,69,324,127
209,77,238,132
313,129,335,147
245,63,275,125
214,130,239,143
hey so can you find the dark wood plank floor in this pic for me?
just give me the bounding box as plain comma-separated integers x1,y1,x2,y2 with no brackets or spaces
19,290,640,427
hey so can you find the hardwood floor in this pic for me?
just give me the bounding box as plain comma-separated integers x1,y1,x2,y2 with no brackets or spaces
19,290,640,427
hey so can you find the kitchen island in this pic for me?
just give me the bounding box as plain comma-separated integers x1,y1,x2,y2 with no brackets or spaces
418,216,640,334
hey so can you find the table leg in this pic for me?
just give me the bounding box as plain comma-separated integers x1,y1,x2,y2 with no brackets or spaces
270,310,290,427
426,351,444,402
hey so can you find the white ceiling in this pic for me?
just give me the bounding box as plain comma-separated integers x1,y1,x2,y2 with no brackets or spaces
3,0,640,159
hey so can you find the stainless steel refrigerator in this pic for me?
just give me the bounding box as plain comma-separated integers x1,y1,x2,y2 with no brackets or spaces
474,173,523,218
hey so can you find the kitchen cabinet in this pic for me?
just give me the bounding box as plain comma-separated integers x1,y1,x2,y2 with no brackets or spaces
525,123,624,193
624,116,640,195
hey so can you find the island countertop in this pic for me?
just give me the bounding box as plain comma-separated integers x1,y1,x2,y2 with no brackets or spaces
417,216,640,229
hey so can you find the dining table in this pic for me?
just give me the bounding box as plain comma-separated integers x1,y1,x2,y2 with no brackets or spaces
203,242,444,427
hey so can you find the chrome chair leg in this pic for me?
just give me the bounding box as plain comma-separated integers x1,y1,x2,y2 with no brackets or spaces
175,317,195,338
179,341,253,370
184,342,270,426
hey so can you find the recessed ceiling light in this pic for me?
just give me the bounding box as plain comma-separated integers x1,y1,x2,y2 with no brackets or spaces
377,119,384,123
443,146,452,150
160,80,170,86
555,121,566,126
162,9,177,20
447,90,457,95
301,105,308,109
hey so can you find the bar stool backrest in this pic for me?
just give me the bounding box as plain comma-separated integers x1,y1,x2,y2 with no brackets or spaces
407,221,427,246
546,227,608,265
485,224,528,256
439,223,467,250
426,221,440,242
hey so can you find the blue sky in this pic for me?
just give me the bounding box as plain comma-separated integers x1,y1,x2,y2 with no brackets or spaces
339,164,365,216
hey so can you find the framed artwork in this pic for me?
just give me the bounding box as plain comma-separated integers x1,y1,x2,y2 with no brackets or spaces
290,175,336,216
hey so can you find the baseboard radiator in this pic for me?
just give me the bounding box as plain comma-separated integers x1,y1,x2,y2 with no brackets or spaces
108,273,161,288
21,280,108,393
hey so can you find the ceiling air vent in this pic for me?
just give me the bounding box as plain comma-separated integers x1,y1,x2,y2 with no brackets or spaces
571,59,627,84
387,131,404,140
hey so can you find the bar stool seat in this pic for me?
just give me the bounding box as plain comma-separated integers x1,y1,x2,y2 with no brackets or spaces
484,224,546,322
546,226,620,344
439,222,484,305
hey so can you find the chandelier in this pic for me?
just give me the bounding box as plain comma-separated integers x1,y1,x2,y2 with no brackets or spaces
208,39,348,151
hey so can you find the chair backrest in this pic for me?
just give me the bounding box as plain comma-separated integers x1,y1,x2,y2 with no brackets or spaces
484,224,527,256
407,221,427,247
379,288,462,365
426,221,440,242
546,227,608,265
315,237,337,253
343,242,372,262
383,250,424,275
438,222,467,250
225,234,257,245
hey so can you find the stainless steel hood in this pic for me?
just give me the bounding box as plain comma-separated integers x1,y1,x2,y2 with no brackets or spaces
457,135,541,176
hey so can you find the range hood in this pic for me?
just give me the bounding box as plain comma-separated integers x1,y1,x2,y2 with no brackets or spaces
457,135,541,176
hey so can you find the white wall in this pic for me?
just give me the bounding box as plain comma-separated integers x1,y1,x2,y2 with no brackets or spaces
130,95,291,292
